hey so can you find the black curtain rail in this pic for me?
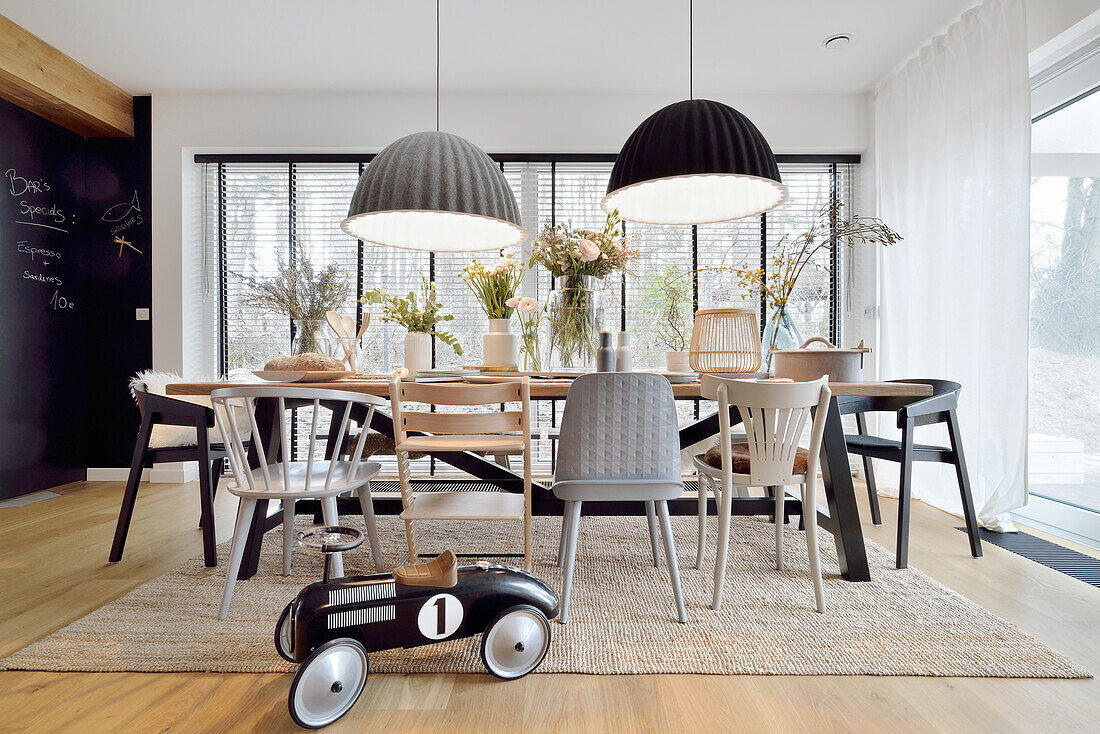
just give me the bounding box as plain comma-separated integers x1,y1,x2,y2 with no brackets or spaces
194,152,861,165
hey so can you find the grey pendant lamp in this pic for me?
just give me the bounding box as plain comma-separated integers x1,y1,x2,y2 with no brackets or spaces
341,1,524,252
602,0,787,225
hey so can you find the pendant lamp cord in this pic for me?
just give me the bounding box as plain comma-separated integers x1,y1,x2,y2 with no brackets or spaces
436,0,440,131
688,0,693,100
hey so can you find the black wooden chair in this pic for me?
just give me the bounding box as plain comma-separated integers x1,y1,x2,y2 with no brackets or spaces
109,385,242,567
840,379,982,569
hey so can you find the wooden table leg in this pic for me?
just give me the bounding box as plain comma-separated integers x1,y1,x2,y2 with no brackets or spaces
816,397,871,581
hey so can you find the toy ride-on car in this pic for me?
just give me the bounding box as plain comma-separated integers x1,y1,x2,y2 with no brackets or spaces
277,528,560,729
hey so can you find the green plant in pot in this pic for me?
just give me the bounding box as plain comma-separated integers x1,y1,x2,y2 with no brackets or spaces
246,252,350,357
637,265,693,372
361,278,462,377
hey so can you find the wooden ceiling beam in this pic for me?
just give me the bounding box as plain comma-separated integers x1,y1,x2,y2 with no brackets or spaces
0,14,133,137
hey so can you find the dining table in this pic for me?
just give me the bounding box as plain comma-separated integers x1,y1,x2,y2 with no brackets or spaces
168,376,932,584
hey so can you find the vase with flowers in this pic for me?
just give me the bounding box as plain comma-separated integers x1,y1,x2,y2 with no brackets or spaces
360,278,462,377
727,201,901,372
507,295,547,371
460,250,524,369
530,209,638,368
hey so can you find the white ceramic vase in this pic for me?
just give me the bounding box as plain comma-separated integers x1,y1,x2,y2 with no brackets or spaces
665,350,691,373
404,331,432,377
483,318,517,369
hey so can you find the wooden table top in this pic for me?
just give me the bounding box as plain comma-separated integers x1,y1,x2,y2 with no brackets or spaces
167,377,933,400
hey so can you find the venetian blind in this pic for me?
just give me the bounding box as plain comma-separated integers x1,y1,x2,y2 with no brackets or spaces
203,157,856,465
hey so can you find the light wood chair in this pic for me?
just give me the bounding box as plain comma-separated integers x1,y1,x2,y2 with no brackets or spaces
694,375,831,613
390,376,533,571
210,386,388,619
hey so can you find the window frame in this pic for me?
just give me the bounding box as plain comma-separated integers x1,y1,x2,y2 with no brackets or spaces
197,152,860,378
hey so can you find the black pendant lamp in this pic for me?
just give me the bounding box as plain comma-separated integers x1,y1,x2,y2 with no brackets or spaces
602,3,786,224
341,1,524,251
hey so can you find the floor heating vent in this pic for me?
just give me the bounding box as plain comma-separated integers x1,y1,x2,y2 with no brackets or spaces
371,480,500,493
958,527,1100,588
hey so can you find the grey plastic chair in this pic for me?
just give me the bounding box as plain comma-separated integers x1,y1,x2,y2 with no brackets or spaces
552,373,687,624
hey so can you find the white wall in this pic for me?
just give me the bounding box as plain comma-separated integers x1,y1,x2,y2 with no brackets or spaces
152,90,869,374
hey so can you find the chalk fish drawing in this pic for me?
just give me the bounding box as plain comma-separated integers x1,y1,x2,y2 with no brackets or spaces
102,191,141,223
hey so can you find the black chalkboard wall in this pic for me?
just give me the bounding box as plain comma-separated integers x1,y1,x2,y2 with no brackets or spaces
0,97,152,500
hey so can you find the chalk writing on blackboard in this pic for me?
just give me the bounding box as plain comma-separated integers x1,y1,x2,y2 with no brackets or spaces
5,168,50,196
16,241,62,265
24,270,62,286
49,290,75,310
7,166,69,232
102,191,139,222
15,220,69,234
18,200,66,223
103,191,143,236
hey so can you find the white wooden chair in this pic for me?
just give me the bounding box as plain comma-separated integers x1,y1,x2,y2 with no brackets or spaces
390,376,533,571
694,375,831,613
210,385,388,619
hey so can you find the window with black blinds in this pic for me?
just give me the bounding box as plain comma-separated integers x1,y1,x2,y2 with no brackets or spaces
202,156,855,379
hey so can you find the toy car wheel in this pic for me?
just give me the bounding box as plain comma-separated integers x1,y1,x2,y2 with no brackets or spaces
275,602,295,663
480,604,551,680
288,638,369,729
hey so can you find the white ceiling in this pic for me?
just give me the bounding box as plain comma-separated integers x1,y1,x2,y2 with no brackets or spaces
0,0,975,96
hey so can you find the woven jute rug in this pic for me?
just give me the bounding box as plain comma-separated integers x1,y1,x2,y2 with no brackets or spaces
1,514,1089,677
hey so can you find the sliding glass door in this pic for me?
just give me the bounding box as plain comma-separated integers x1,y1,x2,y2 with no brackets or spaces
1027,84,1100,539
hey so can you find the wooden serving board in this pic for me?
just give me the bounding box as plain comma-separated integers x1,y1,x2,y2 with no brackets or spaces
252,370,355,383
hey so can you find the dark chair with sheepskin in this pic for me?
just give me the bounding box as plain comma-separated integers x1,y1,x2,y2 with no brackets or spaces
109,372,246,567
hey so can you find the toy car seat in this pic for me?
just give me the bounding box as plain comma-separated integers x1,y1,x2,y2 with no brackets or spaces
393,550,458,588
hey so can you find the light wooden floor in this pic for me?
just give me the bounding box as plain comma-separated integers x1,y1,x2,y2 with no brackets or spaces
1,478,1097,733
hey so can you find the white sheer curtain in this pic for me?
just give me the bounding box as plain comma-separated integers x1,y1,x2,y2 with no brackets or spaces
872,0,1029,531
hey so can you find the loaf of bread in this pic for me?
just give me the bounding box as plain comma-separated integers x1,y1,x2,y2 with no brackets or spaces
264,352,345,371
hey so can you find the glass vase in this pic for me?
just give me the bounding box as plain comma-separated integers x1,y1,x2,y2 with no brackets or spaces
762,306,802,373
291,318,335,356
521,339,542,372
549,275,604,369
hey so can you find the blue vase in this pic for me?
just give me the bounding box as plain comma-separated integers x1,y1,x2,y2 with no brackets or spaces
762,307,802,373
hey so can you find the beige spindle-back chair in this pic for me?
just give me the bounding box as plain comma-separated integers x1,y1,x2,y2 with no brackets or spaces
694,375,831,613
389,376,533,571
210,386,388,619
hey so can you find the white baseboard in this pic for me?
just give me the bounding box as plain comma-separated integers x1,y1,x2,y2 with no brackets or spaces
86,463,198,483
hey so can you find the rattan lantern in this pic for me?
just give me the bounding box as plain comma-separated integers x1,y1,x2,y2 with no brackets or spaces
689,308,762,373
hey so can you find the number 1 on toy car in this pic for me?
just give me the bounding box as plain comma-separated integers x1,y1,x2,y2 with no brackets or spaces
418,593,462,640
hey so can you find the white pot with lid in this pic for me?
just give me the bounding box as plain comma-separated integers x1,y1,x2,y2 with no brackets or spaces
769,337,871,382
